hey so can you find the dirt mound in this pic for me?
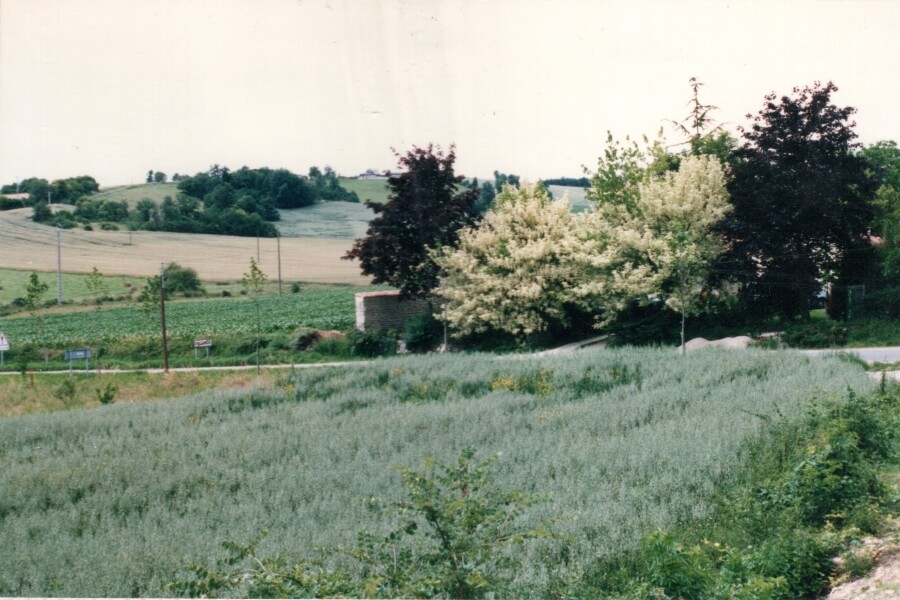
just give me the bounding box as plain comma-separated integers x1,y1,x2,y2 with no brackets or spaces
680,335,755,352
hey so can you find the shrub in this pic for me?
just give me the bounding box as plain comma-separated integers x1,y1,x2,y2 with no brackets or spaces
781,319,847,348
54,378,78,404
403,313,443,353
311,335,351,358
95,382,118,405
348,329,397,357
288,327,320,351
163,263,204,296
170,448,552,599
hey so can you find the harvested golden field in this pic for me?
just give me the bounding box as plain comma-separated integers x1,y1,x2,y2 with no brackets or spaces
0,208,369,284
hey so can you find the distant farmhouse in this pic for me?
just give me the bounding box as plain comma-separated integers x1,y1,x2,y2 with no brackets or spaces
357,169,399,180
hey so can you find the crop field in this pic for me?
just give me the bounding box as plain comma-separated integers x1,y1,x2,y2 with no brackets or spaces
0,347,875,596
0,208,368,283
0,288,359,349
276,202,373,239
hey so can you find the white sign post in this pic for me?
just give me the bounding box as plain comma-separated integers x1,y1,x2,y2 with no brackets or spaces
0,332,8,365
194,338,213,359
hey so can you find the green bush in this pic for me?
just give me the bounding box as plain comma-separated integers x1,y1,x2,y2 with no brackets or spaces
95,381,118,405
170,448,552,599
781,319,848,348
288,327,320,351
348,329,396,357
310,335,351,358
859,286,900,318
403,313,443,353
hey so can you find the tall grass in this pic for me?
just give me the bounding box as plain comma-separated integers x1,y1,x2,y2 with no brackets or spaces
0,347,875,596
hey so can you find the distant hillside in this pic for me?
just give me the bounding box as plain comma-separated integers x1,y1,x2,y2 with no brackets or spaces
93,183,179,207
339,177,391,204
548,185,591,213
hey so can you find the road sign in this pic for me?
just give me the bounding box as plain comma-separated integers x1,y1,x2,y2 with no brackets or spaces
65,348,92,361
0,332,8,352
194,339,213,348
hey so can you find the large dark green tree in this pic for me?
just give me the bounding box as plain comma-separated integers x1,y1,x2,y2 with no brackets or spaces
719,81,877,319
343,144,479,298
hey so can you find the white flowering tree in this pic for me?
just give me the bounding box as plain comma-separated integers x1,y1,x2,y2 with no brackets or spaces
436,183,589,340
587,154,731,351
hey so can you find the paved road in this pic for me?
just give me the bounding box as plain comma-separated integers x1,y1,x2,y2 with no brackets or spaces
4,343,900,378
800,346,900,364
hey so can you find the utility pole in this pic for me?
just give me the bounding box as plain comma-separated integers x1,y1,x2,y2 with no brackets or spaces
277,230,282,295
159,263,169,373
56,225,63,305
47,191,52,206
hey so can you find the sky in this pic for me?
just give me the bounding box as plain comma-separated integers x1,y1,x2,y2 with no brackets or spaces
1,0,899,187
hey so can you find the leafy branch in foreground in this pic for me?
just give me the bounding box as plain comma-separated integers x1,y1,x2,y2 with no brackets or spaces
169,448,553,598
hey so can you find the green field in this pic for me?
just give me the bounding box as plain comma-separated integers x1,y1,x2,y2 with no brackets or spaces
276,203,373,239
0,268,139,305
0,347,877,596
0,287,359,356
339,177,391,203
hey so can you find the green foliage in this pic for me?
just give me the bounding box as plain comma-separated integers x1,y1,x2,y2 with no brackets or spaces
0,348,878,596
354,448,552,598
31,199,52,223
780,319,848,348
171,449,550,599
308,165,360,202
94,381,118,405
53,377,78,404
585,130,674,210
240,258,267,296
348,329,397,357
403,313,443,353
344,144,480,298
84,267,109,298
587,386,900,599
720,82,877,319
164,263,204,296
24,272,49,311
2,288,357,351
74,198,129,222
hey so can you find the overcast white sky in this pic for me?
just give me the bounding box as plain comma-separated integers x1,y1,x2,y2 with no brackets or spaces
1,0,899,187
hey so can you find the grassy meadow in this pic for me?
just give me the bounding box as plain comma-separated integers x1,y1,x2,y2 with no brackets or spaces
0,370,274,418
0,347,877,597
92,183,180,207
0,268,139,306
339,177,391,203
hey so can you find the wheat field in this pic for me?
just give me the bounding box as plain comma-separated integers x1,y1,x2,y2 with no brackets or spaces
0,208,368,284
